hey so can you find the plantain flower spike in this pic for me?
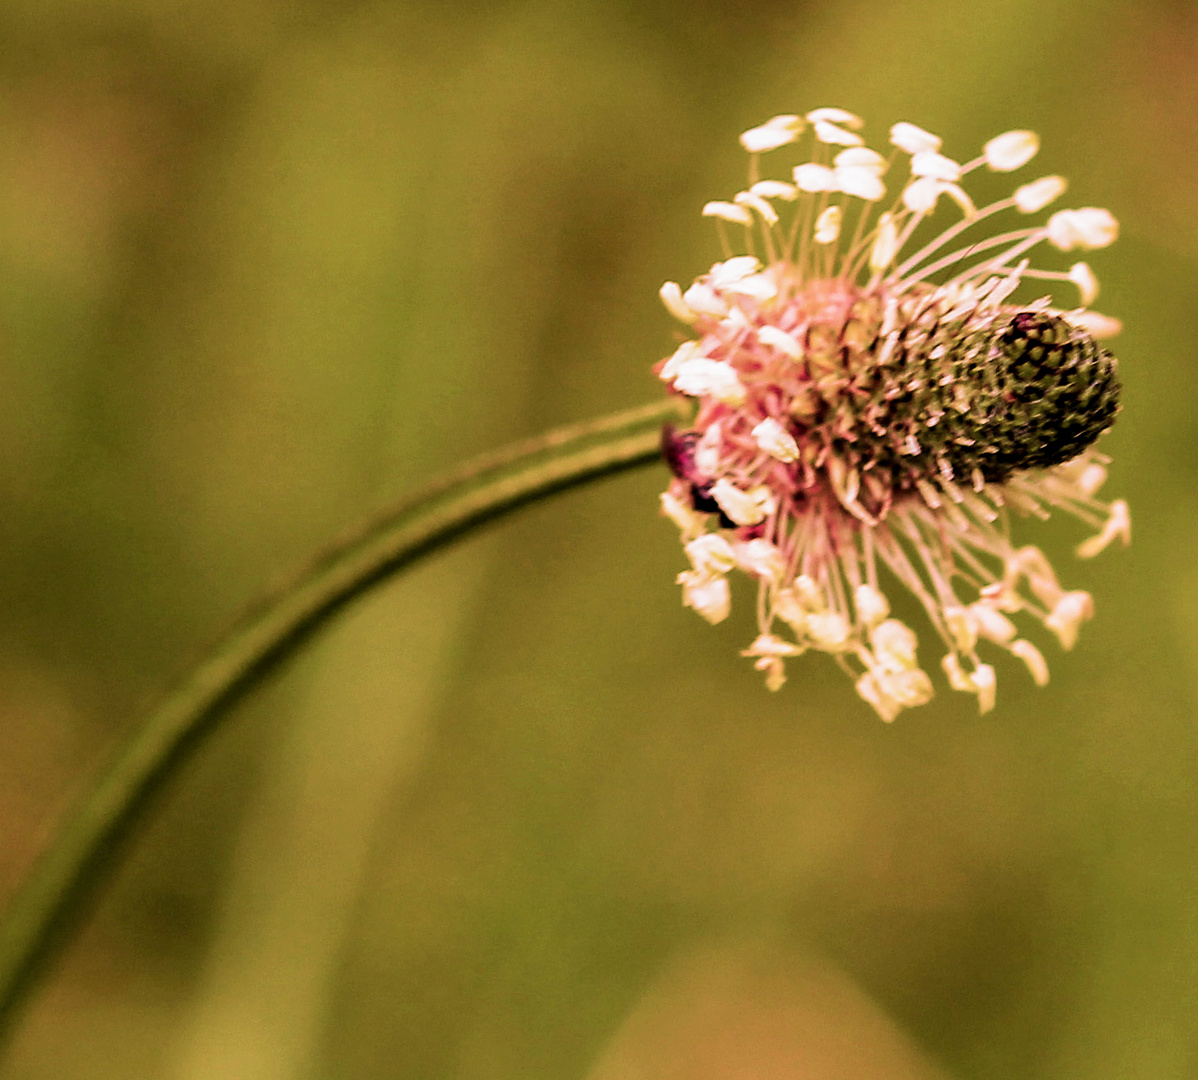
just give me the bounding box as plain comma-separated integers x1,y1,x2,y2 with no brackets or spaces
656,109,1128,721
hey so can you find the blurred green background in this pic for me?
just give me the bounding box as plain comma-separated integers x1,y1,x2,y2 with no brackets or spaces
0,0,1195,1077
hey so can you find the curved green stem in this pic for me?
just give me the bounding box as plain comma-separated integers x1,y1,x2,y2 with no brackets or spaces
0,397,687,1043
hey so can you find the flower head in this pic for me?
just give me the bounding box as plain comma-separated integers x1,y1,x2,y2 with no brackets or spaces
656,111,1127,721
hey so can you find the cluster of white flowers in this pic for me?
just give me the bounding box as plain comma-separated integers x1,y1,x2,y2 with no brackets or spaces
656,108,1129,721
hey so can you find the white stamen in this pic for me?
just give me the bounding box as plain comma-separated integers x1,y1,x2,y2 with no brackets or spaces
1045,590,1094,649
1063,309,1122,339
660,491,705,539
834,147,887,173
659,339,702,380
709,255,762,288
684,533,737,576
806,107,864,128
869,213,899,273
855,584,890,628
836,165,886,201
734,539,787,581
681,282,729,318
734,190,779,224
1047,207,1119,251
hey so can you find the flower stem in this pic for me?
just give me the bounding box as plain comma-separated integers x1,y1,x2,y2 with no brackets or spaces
0,397,687,1045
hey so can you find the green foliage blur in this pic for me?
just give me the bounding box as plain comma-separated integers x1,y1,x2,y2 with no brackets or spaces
0,1,1195,1077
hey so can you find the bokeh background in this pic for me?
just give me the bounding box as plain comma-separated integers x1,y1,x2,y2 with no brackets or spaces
0,0,1195,1077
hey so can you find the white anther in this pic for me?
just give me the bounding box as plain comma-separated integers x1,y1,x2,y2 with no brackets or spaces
793,163,838,192
659,339,702,381
681,282,729,318
871,618,919,671
902,177,941,213
814,205,842,245
751,417,800,462
701,200,753,226
869,213,900,273
711,479,775,526
806,107,863,128
734,190,779,224
890,121,942,155
693,422,722,476
806,611,851,650
659,281,696,324
813,120,864,147
1068,262,1100,306
984,130,1039,171
943,605,979,653
910,150,961,181
1045,590,1094,649
671,358,746,405
733,538,787,582
722,273,778,303
749,179,799,201
1063,309,1122,339
836,165,886,201
684,533,737,576
1076,499,1130,559
1014,175,1067,213
970,664,997,713
1010,639,1049,686
756,324,802,358
971,603,1017,644
1047,207,1119,251
855,584,890,628
659,491,705,539
677,570,730,624
739,115,804,153
834,146,887,173
709,255,761,288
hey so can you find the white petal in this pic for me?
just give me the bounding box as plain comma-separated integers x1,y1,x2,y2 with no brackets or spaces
813,120,864,147
806,107,863,128
751,417,799,462
702,200,753,226
984,130,1039,171
910,150,961,181
793,163,838,192
1014,175,1067,213
890,121,942,155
